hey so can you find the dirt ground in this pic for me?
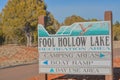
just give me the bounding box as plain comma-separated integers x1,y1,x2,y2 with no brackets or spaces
0,45,38,68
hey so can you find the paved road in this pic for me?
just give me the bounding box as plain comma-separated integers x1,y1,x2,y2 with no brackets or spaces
0,64,39,80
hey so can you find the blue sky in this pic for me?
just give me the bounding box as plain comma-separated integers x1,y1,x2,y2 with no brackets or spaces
0,0,120,23
44,0,120,23
0,0,7,12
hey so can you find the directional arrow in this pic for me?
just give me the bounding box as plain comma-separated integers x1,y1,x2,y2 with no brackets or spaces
50,68,54,73
43,60,48,65
100,53,105,58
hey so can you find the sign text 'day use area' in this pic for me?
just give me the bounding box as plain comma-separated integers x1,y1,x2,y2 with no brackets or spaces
38,21,112,75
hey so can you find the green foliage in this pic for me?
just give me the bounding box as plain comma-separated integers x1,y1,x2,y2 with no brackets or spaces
113,21,120,41
0,29,2,36
63,15,86,25
46,26,56,34
88,18,98,22
1,0,46,44
0,13,4,45
114,21,120,27
46,13,60,32
0,0,60,44
0,27,4,45
0,26,3,38
1,0,120,44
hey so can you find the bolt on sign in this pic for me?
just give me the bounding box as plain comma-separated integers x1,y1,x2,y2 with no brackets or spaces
38,21,112,75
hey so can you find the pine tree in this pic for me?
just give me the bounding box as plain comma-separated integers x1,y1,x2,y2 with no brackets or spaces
63,15,86,25
1,0,46,44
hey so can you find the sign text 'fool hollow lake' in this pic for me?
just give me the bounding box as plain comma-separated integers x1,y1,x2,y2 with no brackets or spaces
38,21,112,75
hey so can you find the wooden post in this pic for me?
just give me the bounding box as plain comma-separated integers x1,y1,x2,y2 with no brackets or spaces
38,15,45,26
104,11,113,80
104,11,112,22
38,15,47,28
38,15,48,80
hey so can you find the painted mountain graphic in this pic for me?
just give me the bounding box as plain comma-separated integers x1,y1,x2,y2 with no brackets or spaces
38,24,49,37
38,21,110,37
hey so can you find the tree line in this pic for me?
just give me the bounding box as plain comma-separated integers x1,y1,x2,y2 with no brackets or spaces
0,0,59,45
0,0,119,45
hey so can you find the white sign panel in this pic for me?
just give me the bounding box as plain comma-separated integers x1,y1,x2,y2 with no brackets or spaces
38,21,112,75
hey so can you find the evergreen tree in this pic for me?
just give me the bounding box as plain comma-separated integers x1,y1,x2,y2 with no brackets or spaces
1,0,46,44
46,12,60,33
63,15,86,25
114,21,120,27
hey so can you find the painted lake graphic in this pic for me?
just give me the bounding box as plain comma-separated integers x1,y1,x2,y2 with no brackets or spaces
38,21,110,37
